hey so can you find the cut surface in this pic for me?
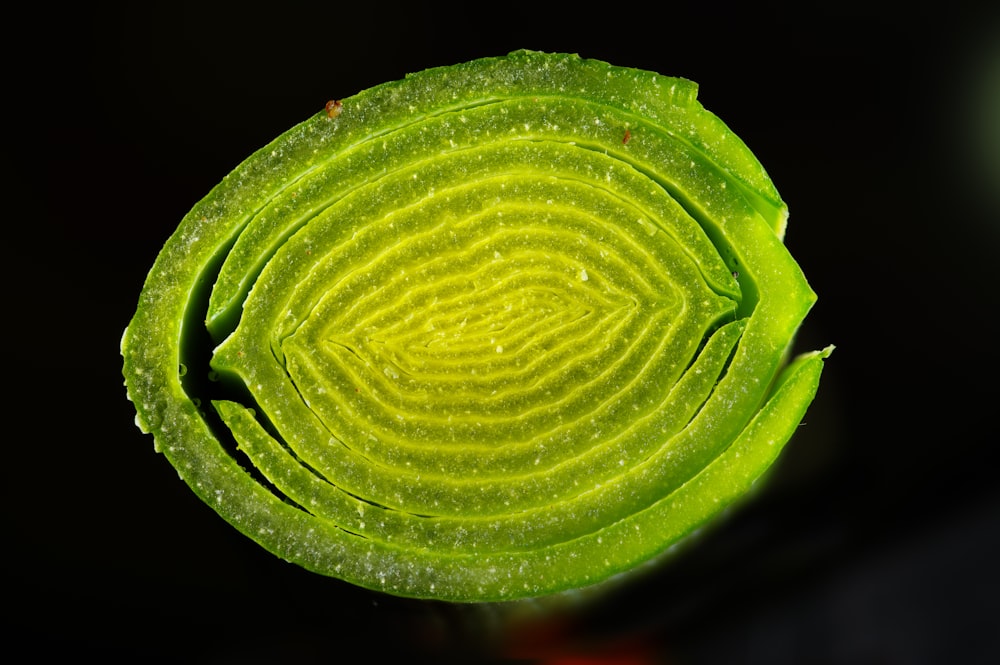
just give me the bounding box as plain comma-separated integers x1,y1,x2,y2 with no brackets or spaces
122,51,830,602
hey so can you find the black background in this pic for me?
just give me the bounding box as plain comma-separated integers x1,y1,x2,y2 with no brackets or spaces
13,2,1000,663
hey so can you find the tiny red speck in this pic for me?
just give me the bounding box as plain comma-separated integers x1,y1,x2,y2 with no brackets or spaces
325,100,343,119
623,129,632,144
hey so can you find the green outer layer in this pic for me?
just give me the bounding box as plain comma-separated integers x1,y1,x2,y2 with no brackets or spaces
122,51,830,602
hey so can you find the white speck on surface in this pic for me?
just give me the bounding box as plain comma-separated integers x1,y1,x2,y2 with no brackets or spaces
579,269,588,281
496,346,503,353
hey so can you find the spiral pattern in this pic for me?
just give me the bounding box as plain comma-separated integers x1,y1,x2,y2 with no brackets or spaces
122,51,830,601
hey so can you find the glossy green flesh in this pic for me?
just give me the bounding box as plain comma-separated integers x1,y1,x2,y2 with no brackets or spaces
122,51,829,601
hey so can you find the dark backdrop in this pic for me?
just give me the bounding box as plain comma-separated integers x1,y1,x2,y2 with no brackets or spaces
14,3,999,663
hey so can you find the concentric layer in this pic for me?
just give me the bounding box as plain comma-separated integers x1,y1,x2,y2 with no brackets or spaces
122,51,830,601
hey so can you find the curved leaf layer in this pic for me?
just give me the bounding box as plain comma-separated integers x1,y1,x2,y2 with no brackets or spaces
122,51,830,602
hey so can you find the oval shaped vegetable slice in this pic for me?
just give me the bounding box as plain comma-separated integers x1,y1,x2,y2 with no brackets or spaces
122,50,831,602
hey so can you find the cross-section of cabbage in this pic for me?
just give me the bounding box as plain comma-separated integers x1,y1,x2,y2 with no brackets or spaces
122,50,831,602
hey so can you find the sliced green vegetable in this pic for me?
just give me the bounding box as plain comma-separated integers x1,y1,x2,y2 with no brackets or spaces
122,50,830,602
